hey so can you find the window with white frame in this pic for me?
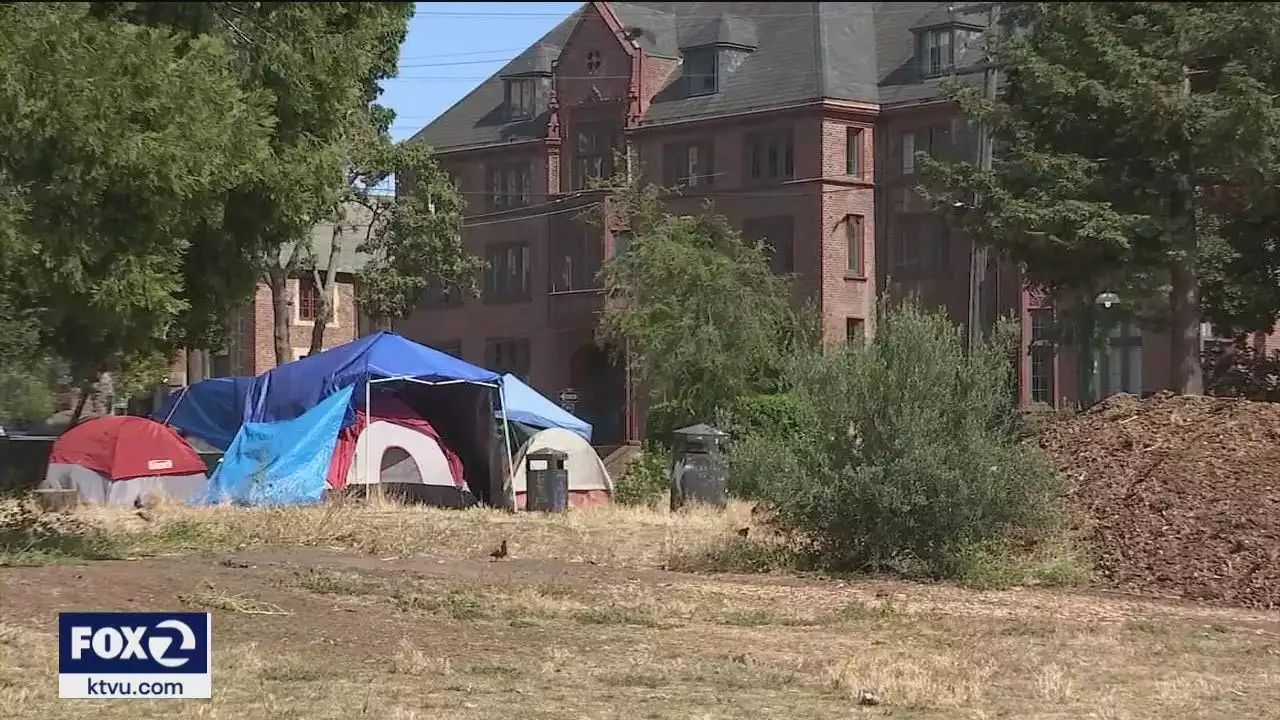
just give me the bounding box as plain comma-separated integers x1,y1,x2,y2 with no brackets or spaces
1102,322,1143,396
506,79,536,119
1029,309,1056,405
919,27,955,77
900,131,916,174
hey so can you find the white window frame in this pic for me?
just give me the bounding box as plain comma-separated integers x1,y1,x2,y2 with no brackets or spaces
289,278,341,328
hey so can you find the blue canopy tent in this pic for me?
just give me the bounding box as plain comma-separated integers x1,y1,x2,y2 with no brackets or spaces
246,331,500,424
244,332,513,506
153,376,255,450
495,373,593,442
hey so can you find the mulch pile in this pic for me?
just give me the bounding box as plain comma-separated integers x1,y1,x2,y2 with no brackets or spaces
1036,391,1280,610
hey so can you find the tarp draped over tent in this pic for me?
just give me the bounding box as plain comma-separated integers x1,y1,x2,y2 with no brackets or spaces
494,373,593,442
196,386,354,507
152,376,254,450
246,331,501,425
240,332,510,506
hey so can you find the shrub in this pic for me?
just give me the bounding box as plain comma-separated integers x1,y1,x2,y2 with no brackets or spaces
717,393,817,499
732,300,1064,579
642,401,691,448
612,444,670,506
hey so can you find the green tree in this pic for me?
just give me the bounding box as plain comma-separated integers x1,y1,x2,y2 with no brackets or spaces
920,2,1280,395
595,177,803,428
103,2,417,366
336,108,479,336
0,4,271,411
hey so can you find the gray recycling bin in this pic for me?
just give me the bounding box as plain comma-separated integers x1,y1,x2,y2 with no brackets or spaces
669,423,730,511
525,448,569,512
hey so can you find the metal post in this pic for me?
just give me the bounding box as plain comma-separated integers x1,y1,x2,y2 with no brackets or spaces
498,380,516,510
364,379,373,497
161,387,187,426
967,2,1001,353
1077,301,1095,407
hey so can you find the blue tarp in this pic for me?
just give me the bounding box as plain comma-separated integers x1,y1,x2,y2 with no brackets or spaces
247,331,501,425
152,376,254,450
496,373,593,442
195,386,354,507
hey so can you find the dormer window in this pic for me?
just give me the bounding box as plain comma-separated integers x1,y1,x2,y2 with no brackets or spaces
921,28,954,76
916,24,984,78
683,49,718,95
506,79,536,119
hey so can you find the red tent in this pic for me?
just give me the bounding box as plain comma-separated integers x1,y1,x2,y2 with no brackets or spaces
49,416,207,481
42,416,209,506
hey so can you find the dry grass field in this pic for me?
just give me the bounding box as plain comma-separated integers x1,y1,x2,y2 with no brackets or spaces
1,499,1278,719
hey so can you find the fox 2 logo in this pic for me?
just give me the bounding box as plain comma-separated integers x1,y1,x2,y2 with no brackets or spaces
58,613,212,699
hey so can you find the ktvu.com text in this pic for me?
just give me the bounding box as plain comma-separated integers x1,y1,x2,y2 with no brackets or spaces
58,612,213,700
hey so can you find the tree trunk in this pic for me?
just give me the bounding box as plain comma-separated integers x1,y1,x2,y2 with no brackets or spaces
1170,65,1204,396
308,229,343,355
371,314,393,333
267,265,292,366
186,348,207,385
1169,260,1204,394
67,376,97,427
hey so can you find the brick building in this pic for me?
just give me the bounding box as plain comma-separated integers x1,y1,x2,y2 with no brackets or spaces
398,1,1212,442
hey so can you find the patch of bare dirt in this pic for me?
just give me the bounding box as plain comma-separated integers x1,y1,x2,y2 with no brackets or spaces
3,550,1279,719
1037,391,1280,609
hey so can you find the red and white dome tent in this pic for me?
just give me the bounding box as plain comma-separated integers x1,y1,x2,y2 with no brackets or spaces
40,416,209,506
324,392,473,506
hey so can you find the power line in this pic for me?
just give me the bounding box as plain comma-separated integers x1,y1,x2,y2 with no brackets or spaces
399,57,517,69
454,175,882,228
464,200,598,228
390,6,982,76
398,47,528,61
385,74,637,81
415,7,949,21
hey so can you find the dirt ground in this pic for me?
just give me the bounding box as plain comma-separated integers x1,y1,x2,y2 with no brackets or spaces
3,544,1279,720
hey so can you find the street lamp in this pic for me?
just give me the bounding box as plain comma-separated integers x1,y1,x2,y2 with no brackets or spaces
1080,291,1121,405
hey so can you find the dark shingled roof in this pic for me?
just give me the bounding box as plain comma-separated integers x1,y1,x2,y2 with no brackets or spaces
502,42,558,77
679,13,758,50
409,2,986,152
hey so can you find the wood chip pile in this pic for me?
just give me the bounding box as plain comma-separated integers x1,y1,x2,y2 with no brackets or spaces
1036,392,1280,609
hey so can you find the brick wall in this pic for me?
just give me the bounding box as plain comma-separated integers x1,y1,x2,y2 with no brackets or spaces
249,276,359,374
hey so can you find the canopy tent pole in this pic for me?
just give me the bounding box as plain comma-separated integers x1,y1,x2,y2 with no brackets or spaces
364,378,372,498
498,379,516,510
161,386,188,426
365,375,504,505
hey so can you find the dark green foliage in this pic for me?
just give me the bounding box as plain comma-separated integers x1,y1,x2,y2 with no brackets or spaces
716,394,817,500
597,175,811,440
0,358,64,428
919,2,1280,391
0,3,272,383
732,300,1063,578
0,2,418,380
612,447,670,506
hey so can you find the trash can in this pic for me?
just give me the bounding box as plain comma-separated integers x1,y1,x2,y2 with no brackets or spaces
669,423,730,511
525,448,569,512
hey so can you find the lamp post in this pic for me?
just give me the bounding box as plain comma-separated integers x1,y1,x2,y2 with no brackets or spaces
1079,291,1120,406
